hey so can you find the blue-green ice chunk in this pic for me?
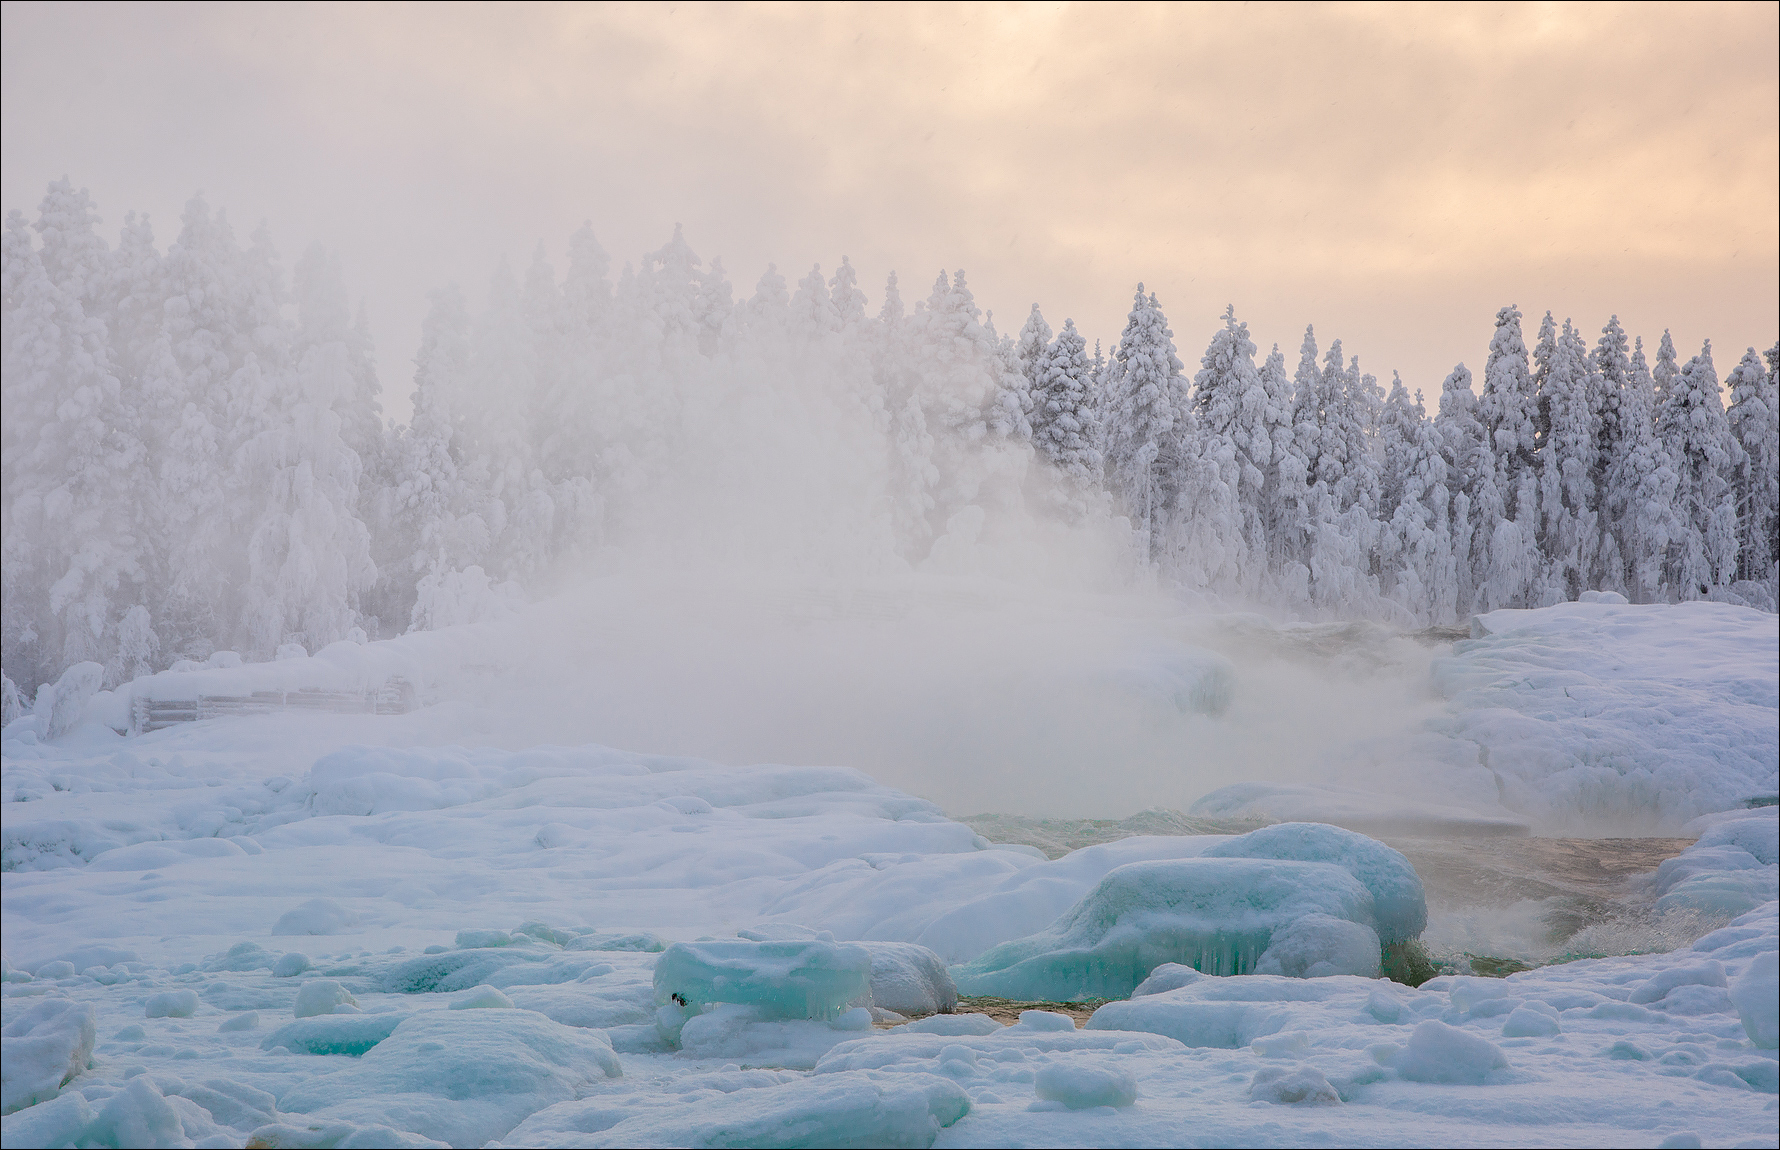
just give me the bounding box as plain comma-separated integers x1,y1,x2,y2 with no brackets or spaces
261,1012,409,1056
1203,822,1428,943
953,857,1375,1001
653,939,872,1020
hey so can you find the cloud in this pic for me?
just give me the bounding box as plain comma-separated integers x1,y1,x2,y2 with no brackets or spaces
4,0,1774,413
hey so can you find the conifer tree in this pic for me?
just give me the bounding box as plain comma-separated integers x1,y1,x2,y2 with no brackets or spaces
1103,285,1187,556
1030,318,1101,484
1478,305,1542,607
1657,342,1740,596
1538,320,1600,599
1726,345,1778,590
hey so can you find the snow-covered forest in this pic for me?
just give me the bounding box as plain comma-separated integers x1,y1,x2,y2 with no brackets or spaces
4,179,1777,697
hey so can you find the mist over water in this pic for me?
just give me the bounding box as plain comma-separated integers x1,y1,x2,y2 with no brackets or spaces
414,569,1447,820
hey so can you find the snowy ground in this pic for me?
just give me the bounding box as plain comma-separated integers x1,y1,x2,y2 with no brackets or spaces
3,598,1776,1148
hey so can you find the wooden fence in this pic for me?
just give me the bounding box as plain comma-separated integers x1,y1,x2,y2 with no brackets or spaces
131,677,417,733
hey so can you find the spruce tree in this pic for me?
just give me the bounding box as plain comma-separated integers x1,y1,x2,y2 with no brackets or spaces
1030,318,1101,484
1726,345,1778,590
1103,285,1187,555
1657,342,1740,596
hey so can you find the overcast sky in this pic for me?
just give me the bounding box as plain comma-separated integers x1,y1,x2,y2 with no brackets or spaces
4,1,1775,420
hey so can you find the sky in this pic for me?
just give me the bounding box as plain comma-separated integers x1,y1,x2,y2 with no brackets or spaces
3,1,1776,422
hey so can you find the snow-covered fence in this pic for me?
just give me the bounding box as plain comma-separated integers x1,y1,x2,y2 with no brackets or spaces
130,678,417,733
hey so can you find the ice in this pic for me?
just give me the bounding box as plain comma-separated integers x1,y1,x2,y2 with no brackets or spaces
276,1009,622,1147
1131,962,1201,996
1248,1064,1341,1105
1392,1019,1509,1084
1,998,95,1114
84,1076,188,1148
1499,1004,1562,1037
1085,973,1398,1048
0,1091,95,1148
1729,950,1778,1049
142,990,199,1018
1628,959,1728,1005
1253,914,1382,978
953,856,1377,1000
735,926,958,1016
1654,809,1780,916
293,980,358,1018
1032,1061,1138,1108
495,1071,970,1149
1203,822,1428,943
273,952,311,977
653,939,873,1020
261,1012,409,1055
674,1003,878,1070
898,1013,1003,1036
273,897,358,936
450,984,515,1009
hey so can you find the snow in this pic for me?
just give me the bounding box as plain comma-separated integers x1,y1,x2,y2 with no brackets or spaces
2,600,1778,1147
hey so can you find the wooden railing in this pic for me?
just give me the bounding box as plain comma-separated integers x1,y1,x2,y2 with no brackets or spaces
130,677,416,733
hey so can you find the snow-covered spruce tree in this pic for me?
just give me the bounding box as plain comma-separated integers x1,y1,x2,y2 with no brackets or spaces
1656,342,1741,598
1530,309,1558,448
1379,380,1455,622
1103,285,1188,560
293,244,383,475
828,256,868,328
1652,329,1680,409
1,189,147,688
1538,320,1601,601
1477,305,1544,608
1434,363,1495,615
377,287,489,632
1030,317,1102,485
1189,306,1279,594
1259,343,1311,603
1589,316,1635,590
1601,339,1677,602
1290,332,1378,609
1015,304,1052,392
1726,345,1778,592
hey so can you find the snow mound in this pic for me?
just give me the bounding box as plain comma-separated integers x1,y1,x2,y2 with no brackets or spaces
494,1070,970,1149
1729,949,1778,1049
735,927,958,1016
674,1003,878,1070
1393,1019,1509,1084
1655,809,1780,916
1249,1064,1341,1105
1,998,95,1114
1032,1061,1137,1109
293,979,358,1018
277,1009,621,1148
1086,973,1404,1049
952,856,1377,1000
654,938,872,1020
